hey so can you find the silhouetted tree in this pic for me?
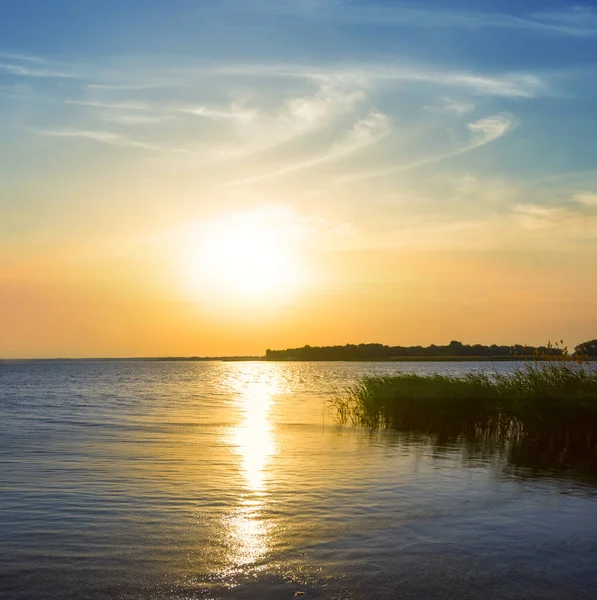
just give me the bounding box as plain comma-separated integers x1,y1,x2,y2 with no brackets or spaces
575,339,597,357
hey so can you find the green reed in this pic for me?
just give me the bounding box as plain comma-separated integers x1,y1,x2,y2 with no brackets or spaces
329,359,597,469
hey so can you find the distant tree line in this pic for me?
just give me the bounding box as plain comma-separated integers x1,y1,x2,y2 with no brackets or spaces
264,340,575,361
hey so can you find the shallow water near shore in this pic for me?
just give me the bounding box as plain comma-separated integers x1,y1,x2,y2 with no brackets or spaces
2,360,597,599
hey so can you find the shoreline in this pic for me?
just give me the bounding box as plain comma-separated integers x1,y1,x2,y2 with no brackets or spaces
2,356,589,363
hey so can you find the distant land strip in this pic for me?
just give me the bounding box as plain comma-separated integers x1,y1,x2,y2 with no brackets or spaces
3,339,596,362
264,341,593,361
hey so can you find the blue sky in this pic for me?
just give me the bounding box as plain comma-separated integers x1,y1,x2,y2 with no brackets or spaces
3,1,597,232
2,1,597,169
2,1,597,355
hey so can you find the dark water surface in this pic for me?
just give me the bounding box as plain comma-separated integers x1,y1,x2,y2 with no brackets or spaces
1,361,597,599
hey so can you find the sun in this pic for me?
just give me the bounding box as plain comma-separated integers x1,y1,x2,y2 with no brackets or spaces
186,213,302,302
204,225,291,295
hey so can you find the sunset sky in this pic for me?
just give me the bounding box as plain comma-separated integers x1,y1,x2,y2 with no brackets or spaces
2,0,597,358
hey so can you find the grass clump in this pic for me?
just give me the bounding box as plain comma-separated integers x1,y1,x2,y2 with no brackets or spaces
330,359,597,469
332,372,499,433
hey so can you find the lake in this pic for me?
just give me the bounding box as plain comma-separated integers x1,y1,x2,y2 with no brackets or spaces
1,360,597,599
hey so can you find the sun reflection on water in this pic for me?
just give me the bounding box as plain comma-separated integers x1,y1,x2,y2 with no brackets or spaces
223,364,283,570
231,377,277,492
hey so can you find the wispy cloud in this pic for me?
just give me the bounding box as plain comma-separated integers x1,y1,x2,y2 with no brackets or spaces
532,5,597,28
86,83,165,91
336,66,545,98
574,193,597,207
16,55,539,182
39,129,189,153
513,202,597,234
229,111,390,184
65,100,151,111
341,113,515,182
468,114,513,141
215,63,546,98
285,82,366,123
261,1,597,37
0,63,72,78
427,97,476,115
96,113,175,125
399,70,544,98
179,104,257,124
0,51,46,63
206,78,369,160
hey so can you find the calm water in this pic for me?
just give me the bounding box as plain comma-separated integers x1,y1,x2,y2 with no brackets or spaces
1,361,597,600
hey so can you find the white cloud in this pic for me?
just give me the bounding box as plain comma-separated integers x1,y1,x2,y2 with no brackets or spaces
200,66,533,174
17,56,540,179
333,111,390,150
513,200,597,233
342,113,515,182
86,83,162,90
514,203,555,218
432,97,476,114
468,114,514,141
214,63,547,98
65,100,151,111
574,193,597,206
0,63,72,78
179,104,257,124
96,113,175,125
532,6,597,28
418,71,543,98
39,129,189,153
229,111,390,184
260,2,597,37
285,84,366,125
205,78,369,162
0,52,46,63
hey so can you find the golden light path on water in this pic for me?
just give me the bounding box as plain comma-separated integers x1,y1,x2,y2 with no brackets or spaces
224,365,281,571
